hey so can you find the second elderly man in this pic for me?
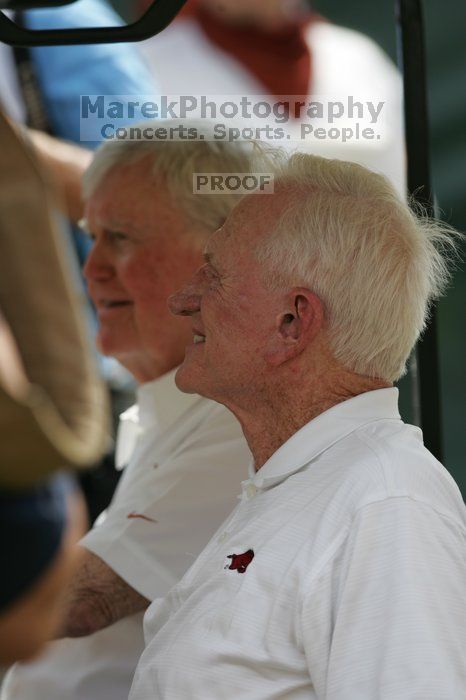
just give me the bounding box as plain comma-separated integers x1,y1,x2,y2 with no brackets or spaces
130,153,466,699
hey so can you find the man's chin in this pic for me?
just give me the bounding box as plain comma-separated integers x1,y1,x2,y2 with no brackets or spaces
95,333,141,375
174,364,207,396
95,333,113,357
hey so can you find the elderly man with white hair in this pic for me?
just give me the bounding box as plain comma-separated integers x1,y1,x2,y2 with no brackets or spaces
128,154,466,699
1,127,267,699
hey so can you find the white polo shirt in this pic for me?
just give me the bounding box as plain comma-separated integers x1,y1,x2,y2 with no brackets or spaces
1,370,251,700
129,388,466,700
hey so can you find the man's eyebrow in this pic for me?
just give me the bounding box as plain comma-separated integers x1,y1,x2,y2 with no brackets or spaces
77,220,132,239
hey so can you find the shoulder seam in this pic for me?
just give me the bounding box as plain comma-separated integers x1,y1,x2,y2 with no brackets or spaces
301,493,465,599
353,494,466,535
353,427,392,493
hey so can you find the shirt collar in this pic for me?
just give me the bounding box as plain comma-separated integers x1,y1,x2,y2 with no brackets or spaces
116,368,202,469
135,368,202,433
251,387,401,490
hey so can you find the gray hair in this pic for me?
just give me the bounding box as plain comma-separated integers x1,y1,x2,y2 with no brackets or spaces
83,120,276,232
253,153,462,383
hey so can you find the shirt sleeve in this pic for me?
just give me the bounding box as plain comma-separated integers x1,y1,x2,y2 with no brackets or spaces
301,496,466,699
81,406,250,601
25,0,157,144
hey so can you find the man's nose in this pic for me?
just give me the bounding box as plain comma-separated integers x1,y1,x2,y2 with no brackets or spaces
168,282,201,317
83,242,113,283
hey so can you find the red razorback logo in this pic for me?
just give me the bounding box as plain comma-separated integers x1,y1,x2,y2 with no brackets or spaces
226,549,254,574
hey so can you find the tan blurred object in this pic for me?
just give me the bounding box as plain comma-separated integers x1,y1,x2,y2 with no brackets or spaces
5,119,92,225
0,111,110,490
0,308,29,401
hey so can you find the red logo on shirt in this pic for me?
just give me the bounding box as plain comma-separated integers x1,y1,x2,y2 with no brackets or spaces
127,512,158,524
226,549,254,573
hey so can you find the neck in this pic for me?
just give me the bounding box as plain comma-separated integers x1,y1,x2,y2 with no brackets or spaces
223,368,391,471
114,353,171,385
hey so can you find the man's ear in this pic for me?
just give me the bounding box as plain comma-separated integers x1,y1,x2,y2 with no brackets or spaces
266,289,324,367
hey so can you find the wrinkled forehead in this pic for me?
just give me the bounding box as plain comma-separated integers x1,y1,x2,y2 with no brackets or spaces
223,189,288,241
204,190,284,266
206,194,255,254
84,160,183,234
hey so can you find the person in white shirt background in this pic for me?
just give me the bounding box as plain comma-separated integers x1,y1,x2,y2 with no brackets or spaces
128,153,466,699
139,0,405,194
0,126,267,699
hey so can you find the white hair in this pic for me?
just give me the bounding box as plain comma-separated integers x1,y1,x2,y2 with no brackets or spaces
82,120,277,232
254,153,463,383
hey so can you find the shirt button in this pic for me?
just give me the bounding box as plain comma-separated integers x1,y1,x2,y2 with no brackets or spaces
218,531,229,543
246,484,257,499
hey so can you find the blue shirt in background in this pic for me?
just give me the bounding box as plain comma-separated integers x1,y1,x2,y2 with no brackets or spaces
25,0,157,145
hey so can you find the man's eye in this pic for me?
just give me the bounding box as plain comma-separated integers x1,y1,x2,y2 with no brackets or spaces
204,264,218,280
107,231,128,243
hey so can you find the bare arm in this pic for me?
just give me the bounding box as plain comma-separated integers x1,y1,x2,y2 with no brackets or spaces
27,129,92,224
57,548,150,638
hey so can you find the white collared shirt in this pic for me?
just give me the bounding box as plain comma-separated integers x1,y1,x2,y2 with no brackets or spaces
2,370,251,700
130,388,466,700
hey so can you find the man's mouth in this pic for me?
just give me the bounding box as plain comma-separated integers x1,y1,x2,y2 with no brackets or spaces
192,328,206,344
95,299,133,317
98,299,132,309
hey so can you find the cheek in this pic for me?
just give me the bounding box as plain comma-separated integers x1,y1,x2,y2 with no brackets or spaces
118,262,169,328
125,248,202,299
120,253,163,300
203,298,243,350
205,295,269,361
122,249,203,328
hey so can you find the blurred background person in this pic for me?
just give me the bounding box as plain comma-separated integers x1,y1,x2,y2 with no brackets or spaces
139,0,405,192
